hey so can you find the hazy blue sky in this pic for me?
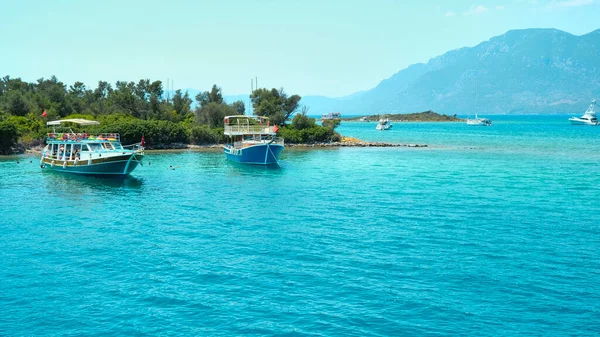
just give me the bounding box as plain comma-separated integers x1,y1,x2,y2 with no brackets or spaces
1,0,599,97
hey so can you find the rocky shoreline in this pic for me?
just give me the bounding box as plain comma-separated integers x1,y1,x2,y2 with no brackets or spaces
18,140,427,154
286,141,427,148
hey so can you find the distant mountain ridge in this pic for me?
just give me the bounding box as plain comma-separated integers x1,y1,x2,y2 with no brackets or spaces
180,28,600,115
300,28,600,115
302,29,600,115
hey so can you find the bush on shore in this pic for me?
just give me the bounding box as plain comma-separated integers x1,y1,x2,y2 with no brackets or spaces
0,121,20,154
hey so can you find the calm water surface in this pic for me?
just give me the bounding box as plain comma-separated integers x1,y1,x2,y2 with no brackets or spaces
1,115,599,336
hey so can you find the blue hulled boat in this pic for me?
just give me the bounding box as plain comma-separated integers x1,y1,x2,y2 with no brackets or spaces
40,119,144,176
223,115,284,166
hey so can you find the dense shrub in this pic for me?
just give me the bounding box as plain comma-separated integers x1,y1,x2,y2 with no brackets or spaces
277,125,340,144
91,119,189,146
190,125,225,145
291,113,316,130
0,121,20,154
4,115,45,146
322,118,340,130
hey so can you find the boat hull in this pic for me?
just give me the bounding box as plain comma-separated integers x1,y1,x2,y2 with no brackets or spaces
224,143,284,165
466,116,492,126
569,117,598,126
40,153,144,176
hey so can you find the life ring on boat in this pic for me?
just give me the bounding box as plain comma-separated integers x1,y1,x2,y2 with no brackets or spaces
51,160,55,168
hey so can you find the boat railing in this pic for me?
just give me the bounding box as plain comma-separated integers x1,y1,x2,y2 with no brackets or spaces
224,125,275,135
46,133,121,142
232,137,284,148
122,143,145,152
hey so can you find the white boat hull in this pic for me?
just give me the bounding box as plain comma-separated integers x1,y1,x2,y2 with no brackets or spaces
466,119,492,126
569,100,598,125
569,117,598,126
376,124,392,130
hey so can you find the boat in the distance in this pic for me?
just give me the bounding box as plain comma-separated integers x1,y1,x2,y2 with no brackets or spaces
569,100,598,126
359,116,369,122
376,118,392,130
322,112,341,120
466,114,492,126
40,119,144,176
467,80,492,126
223,115,284,166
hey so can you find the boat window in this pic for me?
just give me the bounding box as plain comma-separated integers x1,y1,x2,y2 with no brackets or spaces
112,142,123,149
102,142,115,150
88,143,103,151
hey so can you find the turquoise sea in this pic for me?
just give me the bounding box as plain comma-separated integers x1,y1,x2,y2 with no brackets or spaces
1,115,599,336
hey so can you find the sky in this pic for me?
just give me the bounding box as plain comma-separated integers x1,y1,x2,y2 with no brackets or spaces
1,0,599,97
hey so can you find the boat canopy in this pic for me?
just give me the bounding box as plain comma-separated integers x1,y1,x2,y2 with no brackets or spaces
224,115,276,136
224,115,269,122
47,119,100,126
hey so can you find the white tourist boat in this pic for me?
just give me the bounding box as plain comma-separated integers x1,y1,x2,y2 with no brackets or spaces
223,115,284,166
40,119,144,176
569,100,598,126
359,116,369,122
376,118,392,130
466,114,492,126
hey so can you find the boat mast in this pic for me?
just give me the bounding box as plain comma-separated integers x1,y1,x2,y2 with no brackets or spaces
475,79,478,119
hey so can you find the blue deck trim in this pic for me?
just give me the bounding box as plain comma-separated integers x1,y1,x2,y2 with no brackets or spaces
224,143,284,165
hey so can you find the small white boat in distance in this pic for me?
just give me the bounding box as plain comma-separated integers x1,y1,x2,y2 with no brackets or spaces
359,116,368,122
569,100,598,126
466,114,492,126
376,118,392,130
322,112,341,120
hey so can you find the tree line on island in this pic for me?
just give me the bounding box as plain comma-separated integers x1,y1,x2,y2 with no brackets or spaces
0,76,341,154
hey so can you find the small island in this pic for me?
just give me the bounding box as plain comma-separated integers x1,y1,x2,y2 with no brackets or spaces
344,110,463,122
0,76,427,154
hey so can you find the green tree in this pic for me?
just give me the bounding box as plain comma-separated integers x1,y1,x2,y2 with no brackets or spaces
111,81,141,118
0,121,19,154
3,91,30,116
231,100,245,115
322,118,341,130
195,84,223,109
173,89,192,117
195,102,235,128
251,88,301,125
68,81,91,114
291,113,315,130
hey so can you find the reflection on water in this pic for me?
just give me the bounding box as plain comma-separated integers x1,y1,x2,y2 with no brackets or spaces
41,171,144,199
225,160,285,178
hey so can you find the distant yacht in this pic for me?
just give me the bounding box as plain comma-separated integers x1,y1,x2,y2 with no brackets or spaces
569,100,598,126
322,112,341,120
466,114,492,126
467,80,492,126
376,118,392,130
359,116,368,122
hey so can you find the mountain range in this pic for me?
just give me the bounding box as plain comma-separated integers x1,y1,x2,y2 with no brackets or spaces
187,28,600,115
